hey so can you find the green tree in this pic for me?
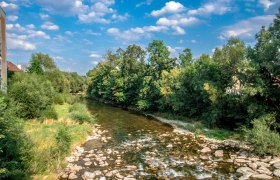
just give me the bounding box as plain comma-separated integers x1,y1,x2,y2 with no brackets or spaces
28,53,57,74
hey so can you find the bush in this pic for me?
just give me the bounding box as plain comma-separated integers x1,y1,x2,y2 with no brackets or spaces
40,106,58,120
8,73,55,119
55,126,71,155
245,113,280,155
53,93,65,105
0,96,32,178
69,103,93,123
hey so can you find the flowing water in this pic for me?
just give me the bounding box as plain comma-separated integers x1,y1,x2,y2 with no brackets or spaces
60,100,277,180
82,100,237,179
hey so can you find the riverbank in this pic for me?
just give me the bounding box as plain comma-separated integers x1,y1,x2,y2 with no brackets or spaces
25,103,94,179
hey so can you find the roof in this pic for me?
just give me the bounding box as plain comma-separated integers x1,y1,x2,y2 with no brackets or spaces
7,61,21,72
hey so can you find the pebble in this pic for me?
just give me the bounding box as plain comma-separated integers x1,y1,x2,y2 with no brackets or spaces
214,150,223,158
68,173,78,179
201,147,211,153
273,169,280,177
251,174,272,179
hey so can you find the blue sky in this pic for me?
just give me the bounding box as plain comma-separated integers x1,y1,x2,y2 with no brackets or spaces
1,0,280,74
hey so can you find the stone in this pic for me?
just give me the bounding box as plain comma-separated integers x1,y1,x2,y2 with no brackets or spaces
61,173,68,179
85,162,92,166
214,150,224,158
200,155,209,160
83,158,90,162
68,173,78,179
167,144,173,148
115,173,123,179
84,171,95,179
236,167,254,175
256,161,270,168
273,162,280,169
235,159,248,164
124,178,136,180
251,174,272,179
201,147,211,153
248,163,258,170
100,177,106,180
273,169,280,177
94,170,102,176
105,172,113,177
257,166,272,175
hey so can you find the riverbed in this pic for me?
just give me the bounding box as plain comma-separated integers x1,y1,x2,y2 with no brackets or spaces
59,100,280,180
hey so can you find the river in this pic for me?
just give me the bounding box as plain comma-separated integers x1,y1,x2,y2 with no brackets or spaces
59,100,279,180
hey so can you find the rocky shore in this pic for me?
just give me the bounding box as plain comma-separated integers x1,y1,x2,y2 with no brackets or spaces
59,121,280,180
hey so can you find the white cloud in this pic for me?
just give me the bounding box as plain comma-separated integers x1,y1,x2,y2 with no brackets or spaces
65,31,76,36
136,0,152,7
26,24,35,29
112,13,129,21
172,26,185,35
259,0,275,10
41,21,59,30
7,15,18,21
83,39,93,45
34,0,87,16
54,35,71,43
191,39,197,43
40,13,50,20
151,1,185,17
7,23,50,39
188,0,232,16
107,25,168,41
219,15,275,40
7,37,36,50
157,16,200,27
0,1,18,11
89,53,101,58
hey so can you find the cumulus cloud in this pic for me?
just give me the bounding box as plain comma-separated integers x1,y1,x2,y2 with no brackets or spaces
259,0,275,10
7,37,36,50
7,23,50,39
187,0,232,16
219,15,274,40
41,21,59,30
107,26,168,41
151,1,185,17
0,1,18,11
34,0,87,16
6,15,18,21
157,16,200,27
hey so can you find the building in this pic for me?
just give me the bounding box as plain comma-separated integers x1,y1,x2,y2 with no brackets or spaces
0,7,6,91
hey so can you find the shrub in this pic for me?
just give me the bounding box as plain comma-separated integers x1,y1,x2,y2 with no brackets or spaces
69,103,93,123
245,113,280,155
8,73,55,119
53,93,65,105
40,106,58,120
55,126,71,155
0,96,32,178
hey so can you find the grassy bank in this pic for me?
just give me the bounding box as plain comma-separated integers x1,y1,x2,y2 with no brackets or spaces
24,103,93,178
